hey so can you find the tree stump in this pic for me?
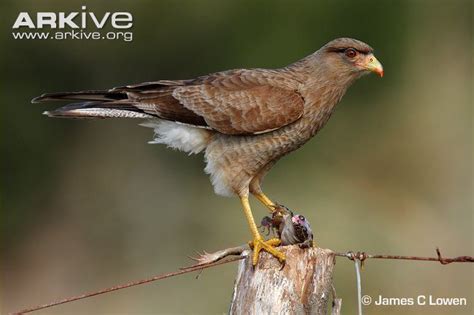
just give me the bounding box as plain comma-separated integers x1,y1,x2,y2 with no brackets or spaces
230,246,336,314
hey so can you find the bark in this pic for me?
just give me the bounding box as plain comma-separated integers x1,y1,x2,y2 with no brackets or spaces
230,246,336,314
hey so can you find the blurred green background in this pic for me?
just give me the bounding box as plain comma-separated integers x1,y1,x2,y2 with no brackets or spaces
2,0,472,314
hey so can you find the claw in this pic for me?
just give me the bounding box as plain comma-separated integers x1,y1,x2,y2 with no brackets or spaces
279,259,286,271
249,237,285,266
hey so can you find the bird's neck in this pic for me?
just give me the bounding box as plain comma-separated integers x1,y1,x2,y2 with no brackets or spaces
287,62,360,138
309,80,353,137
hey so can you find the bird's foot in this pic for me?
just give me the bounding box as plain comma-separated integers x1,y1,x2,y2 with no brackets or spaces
248,237,285,266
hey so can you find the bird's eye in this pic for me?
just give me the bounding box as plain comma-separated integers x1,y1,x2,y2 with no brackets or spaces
345,48,357,58
299,215,305,221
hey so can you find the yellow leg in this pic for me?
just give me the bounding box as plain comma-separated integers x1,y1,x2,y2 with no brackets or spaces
253,192,277,213
240,196,285,265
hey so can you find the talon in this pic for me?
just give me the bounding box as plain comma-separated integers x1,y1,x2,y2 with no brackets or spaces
279,259,286,270
248,240,254,249
249,237,285,266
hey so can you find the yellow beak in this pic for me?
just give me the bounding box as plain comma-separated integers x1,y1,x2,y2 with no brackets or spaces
364,54,384,77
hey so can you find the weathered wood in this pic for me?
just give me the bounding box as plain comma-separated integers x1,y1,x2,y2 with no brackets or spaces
331,297,342,315
230,246,336,314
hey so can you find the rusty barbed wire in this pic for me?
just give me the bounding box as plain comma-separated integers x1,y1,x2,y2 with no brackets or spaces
9,247,473,315
335,247,474,265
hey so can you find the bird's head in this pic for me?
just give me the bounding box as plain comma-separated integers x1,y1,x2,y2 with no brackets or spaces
318,37,384,78
291,214,310,230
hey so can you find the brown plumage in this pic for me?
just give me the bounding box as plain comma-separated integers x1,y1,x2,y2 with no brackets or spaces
34,38,383,265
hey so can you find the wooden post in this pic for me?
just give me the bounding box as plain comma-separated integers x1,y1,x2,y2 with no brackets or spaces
230,246,336,314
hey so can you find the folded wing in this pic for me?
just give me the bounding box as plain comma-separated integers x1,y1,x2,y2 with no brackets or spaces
34,69,304,135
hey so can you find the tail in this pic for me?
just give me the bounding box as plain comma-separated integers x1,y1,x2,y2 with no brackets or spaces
33,80,209,127
34,82,214,155
33,90,153,119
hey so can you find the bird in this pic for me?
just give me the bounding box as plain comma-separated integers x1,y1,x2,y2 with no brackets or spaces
33,37,383,266
280,211,313,249
260,205,314,248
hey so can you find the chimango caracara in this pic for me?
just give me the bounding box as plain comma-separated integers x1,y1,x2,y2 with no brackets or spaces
34,38,383,265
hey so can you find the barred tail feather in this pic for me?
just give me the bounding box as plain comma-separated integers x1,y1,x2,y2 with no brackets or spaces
41,101,153,119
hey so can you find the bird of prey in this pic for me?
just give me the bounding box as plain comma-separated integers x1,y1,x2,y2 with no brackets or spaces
33,38,383,266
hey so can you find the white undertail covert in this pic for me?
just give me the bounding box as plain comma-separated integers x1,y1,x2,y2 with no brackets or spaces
141,120,212,155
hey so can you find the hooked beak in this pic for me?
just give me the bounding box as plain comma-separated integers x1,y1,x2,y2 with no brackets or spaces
363,54,384,77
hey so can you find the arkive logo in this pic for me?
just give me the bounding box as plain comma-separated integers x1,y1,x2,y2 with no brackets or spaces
13,6,132,29
12,6,134,42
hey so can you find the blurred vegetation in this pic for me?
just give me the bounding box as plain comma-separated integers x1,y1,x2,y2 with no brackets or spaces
2,0,472,314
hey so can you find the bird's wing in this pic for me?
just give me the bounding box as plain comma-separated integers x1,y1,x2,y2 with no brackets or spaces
35,70,305,135
172,69,305,134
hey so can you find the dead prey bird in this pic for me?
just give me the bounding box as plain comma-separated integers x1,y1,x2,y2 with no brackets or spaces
34,38,383,265
259,205,313,248
193,206,313,266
